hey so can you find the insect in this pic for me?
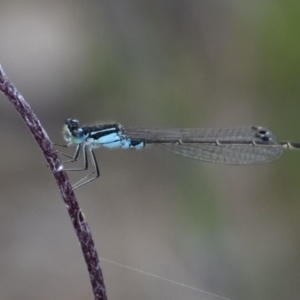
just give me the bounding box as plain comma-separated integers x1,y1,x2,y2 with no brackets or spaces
58,118,300,189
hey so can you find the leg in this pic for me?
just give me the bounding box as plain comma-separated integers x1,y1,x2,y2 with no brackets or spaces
56,144,88,172
63,145,88,172
55,142,82,162
72,148,100,190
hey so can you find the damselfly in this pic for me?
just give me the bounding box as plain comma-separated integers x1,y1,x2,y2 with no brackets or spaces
58,118,300,189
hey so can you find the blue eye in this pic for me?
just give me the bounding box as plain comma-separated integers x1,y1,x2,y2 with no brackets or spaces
63,118,87,144
72,128,84,138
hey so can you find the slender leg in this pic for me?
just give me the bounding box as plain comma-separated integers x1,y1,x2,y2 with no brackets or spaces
55,142,81,161
63,145,89,172
55,144,82,163
72,148,100,190
56,143,88,172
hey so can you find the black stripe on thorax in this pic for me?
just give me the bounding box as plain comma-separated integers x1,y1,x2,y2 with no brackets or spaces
82,124,120,140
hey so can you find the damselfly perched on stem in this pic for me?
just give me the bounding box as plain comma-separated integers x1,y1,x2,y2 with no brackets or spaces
57,118,300,189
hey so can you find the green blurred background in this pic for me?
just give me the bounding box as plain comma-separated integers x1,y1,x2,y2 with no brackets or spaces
1,1,300,300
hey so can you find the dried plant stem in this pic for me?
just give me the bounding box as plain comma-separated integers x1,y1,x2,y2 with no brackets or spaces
0,65,107,300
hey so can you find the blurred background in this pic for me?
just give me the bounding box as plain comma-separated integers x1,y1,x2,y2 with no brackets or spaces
0,1,300,299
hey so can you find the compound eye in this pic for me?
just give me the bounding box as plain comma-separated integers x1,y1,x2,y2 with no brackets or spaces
65,118,79,129
72,128,84,138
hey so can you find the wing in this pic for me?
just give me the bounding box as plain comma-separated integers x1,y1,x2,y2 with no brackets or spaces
123,126,283,165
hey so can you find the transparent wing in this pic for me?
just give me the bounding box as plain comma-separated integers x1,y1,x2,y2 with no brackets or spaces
157,142,282,164
123,126,283,165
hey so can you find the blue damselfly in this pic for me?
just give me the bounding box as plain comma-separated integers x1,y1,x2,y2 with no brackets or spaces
58,118,300,189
